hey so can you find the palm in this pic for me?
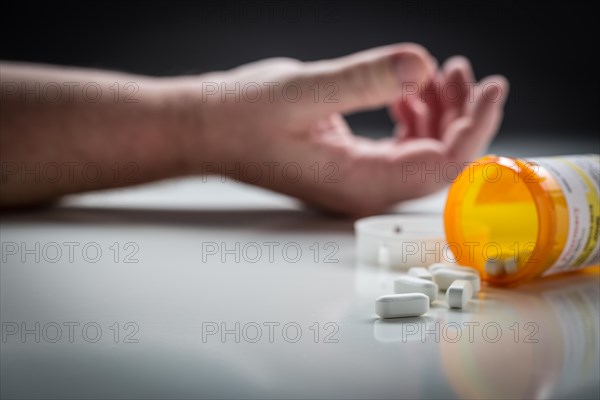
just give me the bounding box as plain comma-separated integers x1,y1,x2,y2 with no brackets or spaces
208,47,508,215
299,56,507,214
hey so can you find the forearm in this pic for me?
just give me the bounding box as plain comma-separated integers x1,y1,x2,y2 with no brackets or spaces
0,62,206,207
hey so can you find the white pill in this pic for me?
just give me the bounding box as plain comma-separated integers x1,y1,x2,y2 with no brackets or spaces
428,263,479,276
394,276,438,302
375,293,429,318
432,268,480,294
408,267,433,281
446,280,473,309
485,259,505,276
504,257,519,274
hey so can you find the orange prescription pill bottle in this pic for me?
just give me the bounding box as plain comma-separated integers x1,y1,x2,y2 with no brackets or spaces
444,154,600,285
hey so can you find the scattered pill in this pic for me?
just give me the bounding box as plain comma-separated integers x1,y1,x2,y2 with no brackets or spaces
432,268,480,294
375,293,429,318
504,257,519,274
394,276,438,302
428,263,479,276
485,259,505,276
408,267,433,281
446,280,473,309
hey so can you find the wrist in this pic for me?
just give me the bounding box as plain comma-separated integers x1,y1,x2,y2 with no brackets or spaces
156,74,228,176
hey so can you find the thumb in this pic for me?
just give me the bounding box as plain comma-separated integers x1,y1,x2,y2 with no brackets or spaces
298,44,436,118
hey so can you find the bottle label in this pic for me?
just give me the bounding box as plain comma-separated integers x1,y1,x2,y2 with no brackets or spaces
527,155,600,275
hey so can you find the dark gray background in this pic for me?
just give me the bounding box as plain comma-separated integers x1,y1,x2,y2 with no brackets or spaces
2,0,598,144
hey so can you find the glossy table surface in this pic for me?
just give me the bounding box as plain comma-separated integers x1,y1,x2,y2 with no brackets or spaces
1,140,599,399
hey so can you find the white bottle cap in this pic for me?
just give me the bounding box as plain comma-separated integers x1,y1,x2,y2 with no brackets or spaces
354,215,446,269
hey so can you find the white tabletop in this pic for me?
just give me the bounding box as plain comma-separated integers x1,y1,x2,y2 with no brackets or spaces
2,142,599,399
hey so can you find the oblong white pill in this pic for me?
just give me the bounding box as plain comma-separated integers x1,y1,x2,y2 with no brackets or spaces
408,267,433,281
375,293,429,318
428,263,479,276
432,268,480,294
485,259,505,276
394,276,438,302
446,279,473,309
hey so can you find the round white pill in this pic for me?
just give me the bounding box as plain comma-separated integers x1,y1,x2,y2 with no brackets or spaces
432,268,480,294
446,279,473,309
504,257,519,274
394,276,438,302
485,259,505,276
428,263,479,276
375,293,429,319
407,267,433,281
